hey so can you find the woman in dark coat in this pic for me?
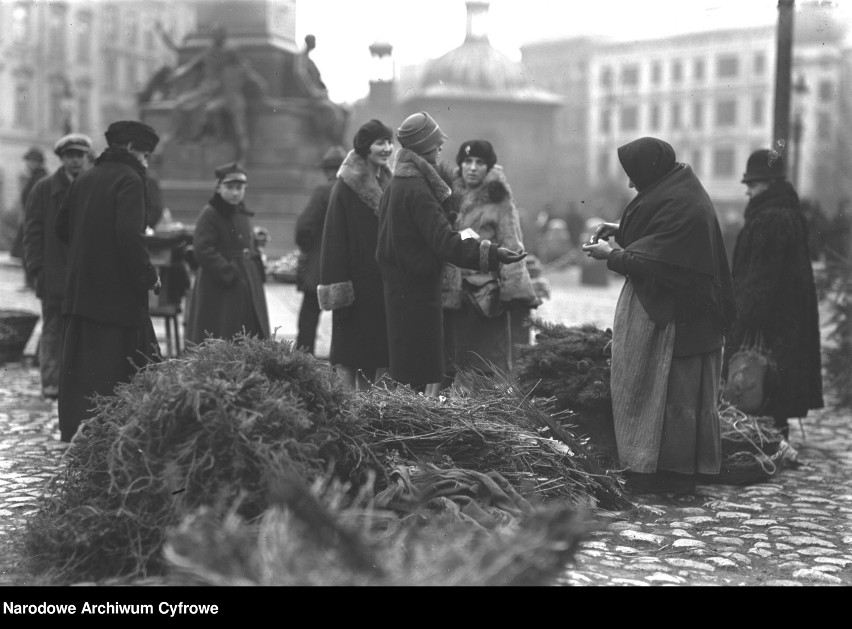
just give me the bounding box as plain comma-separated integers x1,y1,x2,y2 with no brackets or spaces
376,112,526,394
584,137,736,494
185,163,270,345
317,120,393,389
726,149,824,438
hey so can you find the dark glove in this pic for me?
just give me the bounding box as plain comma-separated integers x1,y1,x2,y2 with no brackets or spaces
496,248,527,265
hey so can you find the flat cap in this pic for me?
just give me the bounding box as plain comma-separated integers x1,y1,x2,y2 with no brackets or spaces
54,133,93,157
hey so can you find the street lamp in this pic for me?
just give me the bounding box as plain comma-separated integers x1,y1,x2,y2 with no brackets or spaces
791,74,809,189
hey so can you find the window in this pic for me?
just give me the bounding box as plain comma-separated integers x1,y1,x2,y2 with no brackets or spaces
671,103,682,129
126,11,139,47
693,58,705,81
600,66,613,88
14,83,33,128
651,62,662,85
650,104,661,131
715,99,737,126
621,64,640,87
672,61,683,83
620,105,639,131
78,92,91,132
48,6,68,60
752,97,765,125
693,102,704,129
716,55,739,78
76,12,92,64
600,109,612,134
104,6,119,40
49,84,66,131
691,149,703,175
105,56,118,91
126,59,139,91
713,148,736,177
598,152,610,179
818,113,831,140
753,52,766,75
819,80,835,102
12,3,30,44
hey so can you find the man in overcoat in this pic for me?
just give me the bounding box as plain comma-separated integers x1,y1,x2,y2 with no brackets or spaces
55,121,162,443
23,132,93,399
294,145,346,355
11,147,48,290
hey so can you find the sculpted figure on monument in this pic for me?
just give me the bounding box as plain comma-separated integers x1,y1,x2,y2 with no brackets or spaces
292,34,349,145
154,24,268,162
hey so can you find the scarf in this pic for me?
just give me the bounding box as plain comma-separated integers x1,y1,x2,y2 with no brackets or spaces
337,149,392,215
392,148,452,203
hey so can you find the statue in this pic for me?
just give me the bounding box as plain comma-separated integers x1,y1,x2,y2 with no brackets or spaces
291,34,350,145
151,24,268,163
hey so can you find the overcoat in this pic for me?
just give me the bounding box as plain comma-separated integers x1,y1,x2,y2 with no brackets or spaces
726,179,824,419
186,193,270,345
54,147,160,442
376,148,499,388
295,179,335,293
317,150,390,374
23,168,72,303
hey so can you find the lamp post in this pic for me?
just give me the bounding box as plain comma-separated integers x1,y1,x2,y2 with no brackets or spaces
791,74,808,190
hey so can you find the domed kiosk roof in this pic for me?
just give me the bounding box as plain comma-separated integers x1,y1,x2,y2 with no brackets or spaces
411,2,560,104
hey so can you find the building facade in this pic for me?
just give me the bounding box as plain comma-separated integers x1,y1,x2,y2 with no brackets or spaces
0,0,195,215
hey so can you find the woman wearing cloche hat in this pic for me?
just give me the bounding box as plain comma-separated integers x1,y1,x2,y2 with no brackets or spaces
376,112,527,395
186,162,270,346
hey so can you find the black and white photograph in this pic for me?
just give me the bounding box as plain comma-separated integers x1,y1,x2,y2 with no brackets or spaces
0,0,850,594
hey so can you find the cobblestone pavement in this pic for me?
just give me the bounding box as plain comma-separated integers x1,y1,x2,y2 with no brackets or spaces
1,254,850,586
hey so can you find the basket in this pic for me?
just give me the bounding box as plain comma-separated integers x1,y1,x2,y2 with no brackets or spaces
0,309,39,364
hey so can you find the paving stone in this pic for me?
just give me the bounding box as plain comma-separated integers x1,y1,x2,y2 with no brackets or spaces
646,572,687,584
741,533,769,540
618,530,665,545
791,569,843,584
670,529,694,538
705,557,738,568
796,547,841,557
814,557,852,567
682,516,714,524
611,578,650,586
743,519,778,527
712,537,745,546
664,558,715,571
671,538,705,549
715,511,753,519
763,580,804,586
781,536,837,548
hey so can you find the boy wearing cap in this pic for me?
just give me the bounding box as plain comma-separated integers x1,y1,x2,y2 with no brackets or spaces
185,162,270,346
23,133,93,399
376,111,526,395
55,120,163,443
725,149,823,440
11,146,48,289
294,145,346,355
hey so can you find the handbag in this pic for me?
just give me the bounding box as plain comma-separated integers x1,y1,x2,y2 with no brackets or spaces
463,277,505,319
723,331,773,414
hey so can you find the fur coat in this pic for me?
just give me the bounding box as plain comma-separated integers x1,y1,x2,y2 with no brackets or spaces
317,150,391,372
726,179,823,419
442,165,540,310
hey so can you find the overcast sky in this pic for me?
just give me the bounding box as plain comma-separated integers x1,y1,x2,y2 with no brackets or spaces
293,0,852,103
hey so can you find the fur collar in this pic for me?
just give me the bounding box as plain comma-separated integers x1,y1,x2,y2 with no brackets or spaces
337,149,392,213
392,148,452,203
453,164,512,216
95,147,147,180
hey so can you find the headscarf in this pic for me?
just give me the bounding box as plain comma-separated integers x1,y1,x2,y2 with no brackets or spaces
617,136,676,191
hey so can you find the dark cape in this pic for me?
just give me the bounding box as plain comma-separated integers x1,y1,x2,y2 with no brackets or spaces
726,179,823,418
185,193,270,345
615,138,736,335
317,150,391,374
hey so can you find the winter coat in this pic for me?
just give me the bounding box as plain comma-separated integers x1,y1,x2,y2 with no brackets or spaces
10,165,48,260
23,168,73,303
295,178,335,293
316,150,391,372
186,193,270,345
376,148,501,388
726,179,823,419
56,148,159,327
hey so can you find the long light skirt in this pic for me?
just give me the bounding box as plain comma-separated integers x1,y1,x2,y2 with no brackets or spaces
611,281,722,474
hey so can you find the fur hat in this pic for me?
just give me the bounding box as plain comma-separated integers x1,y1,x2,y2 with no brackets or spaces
456,140,497,170
54,133,93,157
214,161,248,184
396,111,447,156
353,119,394,158
104,121,159,152
742,149,786,183
23,146,45,163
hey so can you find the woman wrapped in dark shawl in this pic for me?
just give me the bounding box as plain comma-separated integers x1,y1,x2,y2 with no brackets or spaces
583,137,736,494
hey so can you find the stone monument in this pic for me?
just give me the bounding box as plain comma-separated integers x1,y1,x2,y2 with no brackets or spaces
140,0,350,257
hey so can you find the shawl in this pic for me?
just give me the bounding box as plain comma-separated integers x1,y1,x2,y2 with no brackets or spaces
337,149,392,214
392,148,452,203
616,137,735,328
